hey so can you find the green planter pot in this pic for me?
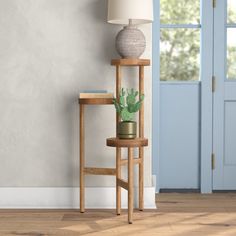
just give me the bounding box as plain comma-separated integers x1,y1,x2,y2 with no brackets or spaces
118,121,136,139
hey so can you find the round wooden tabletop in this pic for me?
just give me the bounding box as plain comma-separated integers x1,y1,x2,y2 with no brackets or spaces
106,138,148,148
111,59,150,66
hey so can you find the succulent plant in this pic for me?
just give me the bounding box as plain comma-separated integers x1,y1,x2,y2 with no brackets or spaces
113,88,144,122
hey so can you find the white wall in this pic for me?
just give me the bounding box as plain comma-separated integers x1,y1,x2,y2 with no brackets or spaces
0,0,153,190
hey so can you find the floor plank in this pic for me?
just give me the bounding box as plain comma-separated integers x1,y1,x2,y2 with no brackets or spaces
0,193,236,235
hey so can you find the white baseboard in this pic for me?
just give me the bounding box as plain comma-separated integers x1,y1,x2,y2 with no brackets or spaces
0,187,156,209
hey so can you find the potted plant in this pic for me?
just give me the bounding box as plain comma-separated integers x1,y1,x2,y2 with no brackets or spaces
113,88,144,139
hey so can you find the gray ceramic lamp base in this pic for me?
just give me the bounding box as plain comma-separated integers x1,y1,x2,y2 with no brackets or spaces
115,25,146,59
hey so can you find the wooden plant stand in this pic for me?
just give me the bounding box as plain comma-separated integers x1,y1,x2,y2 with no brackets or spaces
79,59,150,224
107,58,150,224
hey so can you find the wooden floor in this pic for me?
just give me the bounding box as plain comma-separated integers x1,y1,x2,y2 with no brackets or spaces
1,193,236,235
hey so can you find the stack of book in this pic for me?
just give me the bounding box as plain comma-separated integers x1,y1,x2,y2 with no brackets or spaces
79,90,114,99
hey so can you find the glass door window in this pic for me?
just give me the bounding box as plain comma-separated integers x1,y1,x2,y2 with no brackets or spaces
160,0,201,81
227,0,236,79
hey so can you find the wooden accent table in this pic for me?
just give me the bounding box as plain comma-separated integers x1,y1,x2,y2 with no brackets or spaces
79,59,150,224
109,58,150,224
79,97,114,213
107,138,148,224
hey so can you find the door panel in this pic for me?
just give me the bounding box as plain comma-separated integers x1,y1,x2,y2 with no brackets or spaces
224,102,236,165
159,83,200,189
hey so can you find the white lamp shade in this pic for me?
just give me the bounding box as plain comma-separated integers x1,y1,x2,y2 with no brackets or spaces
107,0,153,25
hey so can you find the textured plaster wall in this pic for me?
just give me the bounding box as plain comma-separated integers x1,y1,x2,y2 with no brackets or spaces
0,0,152,187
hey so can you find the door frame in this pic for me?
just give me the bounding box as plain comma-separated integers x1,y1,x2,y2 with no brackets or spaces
152,0,161,193
200,0,214,193
152,0,214,193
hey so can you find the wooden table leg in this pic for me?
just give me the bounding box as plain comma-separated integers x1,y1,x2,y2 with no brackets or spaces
116,64,122,215
80,104,85,213
128,147,134,224
116,148,121,215
139,65,144,211
139,148,144,211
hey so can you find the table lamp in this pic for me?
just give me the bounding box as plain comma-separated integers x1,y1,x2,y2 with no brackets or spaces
107,0,153,59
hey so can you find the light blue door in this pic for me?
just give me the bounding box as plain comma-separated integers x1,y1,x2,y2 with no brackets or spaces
153,0,214,192
213,0,236,190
